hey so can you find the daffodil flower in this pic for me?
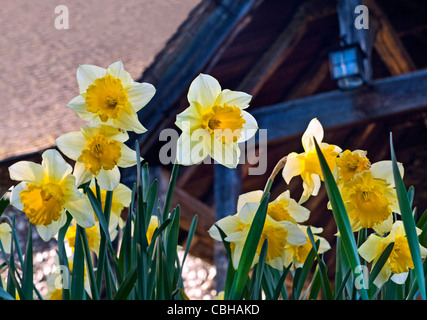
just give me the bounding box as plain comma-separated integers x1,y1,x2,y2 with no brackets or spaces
340,160,403,235
358,221,427,287
88,180,132,232
282,118,342,204
284,225,331,268
175,73,258,168
146,215,159,245
236,190,310,224
67,61,155,134
0,222,12,254
56,124,140,191
9,149,95,241
65,222,106,256
334,149,371,184
208,201,306,271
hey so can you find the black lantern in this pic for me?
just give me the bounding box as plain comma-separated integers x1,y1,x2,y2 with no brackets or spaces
329,43,367,90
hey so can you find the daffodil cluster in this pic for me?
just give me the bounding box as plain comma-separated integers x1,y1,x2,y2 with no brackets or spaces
8,61,153,241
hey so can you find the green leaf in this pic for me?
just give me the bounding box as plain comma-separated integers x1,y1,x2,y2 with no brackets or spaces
22,223,33,300
272,264,291,300
390,133,426,300
0,286,14,300
334,268,352,300
250,239,268,300
166,206,180,287
229,193,269,300
113,264,137,300
368,242,394,288
307,227,333,300
71,226,85,300
314,138,368,300
291,240,317,300
161,162,180,221
80,227,99,300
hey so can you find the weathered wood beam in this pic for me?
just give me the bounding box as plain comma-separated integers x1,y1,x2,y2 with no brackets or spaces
237,0,337,95
251,68,427,142
284,58,330,101
366,0,416,75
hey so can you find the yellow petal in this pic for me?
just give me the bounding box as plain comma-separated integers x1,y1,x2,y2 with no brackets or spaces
64,196,95,228
358,234,385,262
282,152,302,184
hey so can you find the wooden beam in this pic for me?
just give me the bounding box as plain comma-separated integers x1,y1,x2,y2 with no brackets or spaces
251,68,427,142
237,0,337,95
366,0,416,75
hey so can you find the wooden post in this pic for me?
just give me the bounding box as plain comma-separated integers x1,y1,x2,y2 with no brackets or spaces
214,164,241,292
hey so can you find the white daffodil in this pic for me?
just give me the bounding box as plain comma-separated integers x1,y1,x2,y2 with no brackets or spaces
175,73,258,168
56,124,140,191
67,61,155,134
9,149,95,241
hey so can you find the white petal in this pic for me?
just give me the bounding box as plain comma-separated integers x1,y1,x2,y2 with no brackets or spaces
187,74,221,111
42,149,73,184
371,160,403,187
113,109,147,134
8,161,44,183
237,190,263,212
127,82,156,112
64,196,95,228
215,89,252,110
238,202,259,224
282,152,301,184
358,234,384,262
77,64,107,94
73,161,93,187
238,110,258,143
36,212,67,242
176,129,211,166
211,138,240,169
66,95,93,121
56,131,86,161
302,118,324,152
96,167,120,191
117,143,140,168
10,182,27,211
391,272,409,285
106,61,133,89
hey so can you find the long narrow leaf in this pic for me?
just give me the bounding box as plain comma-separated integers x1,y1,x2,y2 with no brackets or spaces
22,223,33,300
229,194,269,300
314,138,368,300
390,133,426,300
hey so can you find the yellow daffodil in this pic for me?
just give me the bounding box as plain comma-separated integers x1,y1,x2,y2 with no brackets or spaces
67,61,155,134
9,149,95,241
340,161,403,235
358,221,427,287
335,149,371,184
146,215,159,245
208,201,306,271
65,221,114,256
88,180,132,232
56,124,140,191
0,222,12,254
284,225,331,268
236,190,310,224
282,118,342,204
175,73,258,168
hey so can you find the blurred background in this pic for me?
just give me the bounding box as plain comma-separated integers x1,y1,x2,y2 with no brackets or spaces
1,0,427,299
